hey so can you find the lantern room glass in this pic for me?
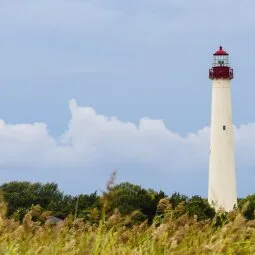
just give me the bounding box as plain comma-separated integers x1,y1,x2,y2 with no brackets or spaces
213,55,229,67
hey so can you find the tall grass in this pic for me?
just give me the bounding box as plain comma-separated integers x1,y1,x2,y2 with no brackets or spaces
1,196,255,255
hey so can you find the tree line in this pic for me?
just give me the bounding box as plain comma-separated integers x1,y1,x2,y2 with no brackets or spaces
0,180,254,224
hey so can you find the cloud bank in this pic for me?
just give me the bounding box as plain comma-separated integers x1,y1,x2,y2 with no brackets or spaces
0,99,210,170
0,99,254,196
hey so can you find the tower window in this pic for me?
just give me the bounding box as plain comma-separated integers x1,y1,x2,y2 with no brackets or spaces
223,125,226,130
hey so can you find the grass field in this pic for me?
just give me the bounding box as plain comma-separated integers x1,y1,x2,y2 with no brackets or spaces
1,199,255,255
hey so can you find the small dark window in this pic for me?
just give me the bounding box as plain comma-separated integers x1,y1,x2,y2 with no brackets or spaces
223,125,226,130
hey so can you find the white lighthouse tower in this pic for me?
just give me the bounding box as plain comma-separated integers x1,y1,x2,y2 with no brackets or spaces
208,46,237,212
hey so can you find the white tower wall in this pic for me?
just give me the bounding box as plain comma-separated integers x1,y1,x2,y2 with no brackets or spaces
208,78,237,211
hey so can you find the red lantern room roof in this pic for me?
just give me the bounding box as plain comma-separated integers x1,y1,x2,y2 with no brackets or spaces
213,46,229,56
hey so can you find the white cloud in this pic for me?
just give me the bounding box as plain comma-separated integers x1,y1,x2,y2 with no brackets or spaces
0,99,206,169
0,99,253,172
0,99,255,196
0,120,55,167
235,124,255,167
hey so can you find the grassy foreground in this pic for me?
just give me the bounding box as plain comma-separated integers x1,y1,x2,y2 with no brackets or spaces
0,200,255,255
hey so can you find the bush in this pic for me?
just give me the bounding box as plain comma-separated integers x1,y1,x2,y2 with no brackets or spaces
185,195,215,221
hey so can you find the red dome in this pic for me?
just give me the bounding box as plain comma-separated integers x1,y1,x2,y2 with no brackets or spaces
213,46,229,56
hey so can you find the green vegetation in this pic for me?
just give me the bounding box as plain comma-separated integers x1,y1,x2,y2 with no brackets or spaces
0,179,255,254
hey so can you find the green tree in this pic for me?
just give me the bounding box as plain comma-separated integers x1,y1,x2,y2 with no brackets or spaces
0,181,102,221
170,192,188,209
185,195,215,221
0,181,64,219
73,192,101,220
104,182,165,223
239,195,255,220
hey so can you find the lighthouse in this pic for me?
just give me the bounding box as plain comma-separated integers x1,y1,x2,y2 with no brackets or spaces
208,46,237,212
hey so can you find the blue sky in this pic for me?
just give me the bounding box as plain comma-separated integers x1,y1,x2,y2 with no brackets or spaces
0,1,255,197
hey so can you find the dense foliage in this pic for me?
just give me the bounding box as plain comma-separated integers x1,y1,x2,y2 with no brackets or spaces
0,181,101,221
0,180,255,254
0,181,216,224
